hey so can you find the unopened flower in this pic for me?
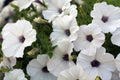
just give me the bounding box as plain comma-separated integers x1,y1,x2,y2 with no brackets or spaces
34,17,48,24
27,48,39,56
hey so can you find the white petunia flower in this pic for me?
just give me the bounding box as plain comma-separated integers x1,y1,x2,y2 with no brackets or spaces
91,2,120,33
27,54,57,80
77,47,116,80
50,15,79,46
4,69,27,80
73,24,105,55
57,66,87,80
0,56,16,69
47,40,75,77
42,0,77,22
2,20,36,58
111,28,120,46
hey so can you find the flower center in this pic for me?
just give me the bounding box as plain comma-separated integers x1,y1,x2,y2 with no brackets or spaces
65,29,71,36
42,66,49,73
91,60,100,67
86,35,93,42
62,54,69,61
101,16,109,23
58,8,62,14
19,35,25,43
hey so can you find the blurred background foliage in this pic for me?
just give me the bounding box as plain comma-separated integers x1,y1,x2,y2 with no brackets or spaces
0,0,120,80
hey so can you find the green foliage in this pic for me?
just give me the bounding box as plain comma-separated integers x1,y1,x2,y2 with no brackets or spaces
0,0,120,80
0,67,11,73
0,71,4,80
103,33,120,57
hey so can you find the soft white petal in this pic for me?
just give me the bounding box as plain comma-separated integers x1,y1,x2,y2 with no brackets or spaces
4,69,27,80
27,59,42,76
98,69,112,80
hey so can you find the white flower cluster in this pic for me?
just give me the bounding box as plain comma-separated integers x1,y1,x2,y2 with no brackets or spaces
0,0,120,80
